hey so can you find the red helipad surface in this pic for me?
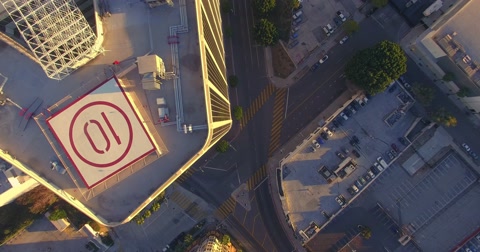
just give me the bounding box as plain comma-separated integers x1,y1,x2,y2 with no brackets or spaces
47,77,155,188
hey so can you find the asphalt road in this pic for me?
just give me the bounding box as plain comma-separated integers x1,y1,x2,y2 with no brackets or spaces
180,1,480,252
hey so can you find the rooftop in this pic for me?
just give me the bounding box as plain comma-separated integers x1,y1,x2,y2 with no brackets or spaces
0,0,219,225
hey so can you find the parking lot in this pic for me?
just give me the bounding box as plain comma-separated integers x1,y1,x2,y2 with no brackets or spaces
286,0,356,64
282,83,418,233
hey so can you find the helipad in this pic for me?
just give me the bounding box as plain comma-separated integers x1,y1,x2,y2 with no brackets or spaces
46,77,156,188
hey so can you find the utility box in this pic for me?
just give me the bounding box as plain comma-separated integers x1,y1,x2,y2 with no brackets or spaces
137,55,166,90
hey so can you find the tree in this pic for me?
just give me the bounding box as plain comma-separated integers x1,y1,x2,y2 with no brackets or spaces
292,0,300,9
358,225,372,239
431,108,457,127
228,75,238,88
48,208,67,221
456,87,470,97
216,140,229,153
233,106,243,120
221,234,231,245
184,234,194,246
344,20,359,35
372,0,388,8
412,84,434,105
220,0,232,14
254,19,278,46
253,0,276,16
442,71,455,82
151,202,161,212
15,185,58,214
345,40,407,95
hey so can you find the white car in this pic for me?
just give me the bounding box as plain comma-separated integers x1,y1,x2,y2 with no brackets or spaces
339,112,348,120
462,143,471,152
337,11,347,22
339,36,349,44
374,162,384,172
312,139,321,148
319,55,329,64
367,170,375,179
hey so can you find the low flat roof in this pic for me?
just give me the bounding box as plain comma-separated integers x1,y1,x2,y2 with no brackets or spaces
46,77,156,188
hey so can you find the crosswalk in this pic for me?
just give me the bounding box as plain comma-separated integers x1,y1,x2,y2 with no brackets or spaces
214,196,236,220
175,168,195,183
246,165,268,190
169,190,208,221
240,83,276,130
268,88,287,156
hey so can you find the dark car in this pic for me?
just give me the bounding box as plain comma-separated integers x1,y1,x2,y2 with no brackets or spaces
310,62,321,72
317,137,325,145
321,132,329,140
350,140,357,146
370,166,379,175
322,210,331,219
347,187,357,196
344,108,353,117
391,143,400,152
352,135,360,144
398,137,409,146
336,151,346,160
332,119,340,128
351,101,361,111
398,75,409,85
352,149,361,158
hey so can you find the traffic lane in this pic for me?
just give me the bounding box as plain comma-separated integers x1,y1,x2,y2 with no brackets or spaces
226,216,268,252
255,182,294,252
402,57,480,153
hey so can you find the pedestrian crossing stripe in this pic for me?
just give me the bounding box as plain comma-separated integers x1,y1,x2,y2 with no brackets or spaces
214,196,236,220
247,165,267,190
268,88,287,156
240,83,276,130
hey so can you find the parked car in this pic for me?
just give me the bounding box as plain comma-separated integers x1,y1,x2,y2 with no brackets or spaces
352,149,361,158
339,112,349,121
352,184,360,193
293,3,303,11
399,137,409,146
312,139,321,148
317,137,325,145
370,166,379,175
336,11,347,22
292,10,303,19
339,35,349,44
310,146,316,152
293,17,303,26
344,108,353,117
367,170,376,179
319,55,329,63
342,147,349,155
332,119,341,127
335,195,346,206
336,151,346,159
374,162,384,172
364,173,372,182
321,132,329,140
324,128,333,136
355,180,363,189
391,143,400,152
347,105,356,114
462,143,471,152
351,101,361,111
310,62,321,72
347,187,357,196
358,177,367,186
322,211,331,219
352,135,360,144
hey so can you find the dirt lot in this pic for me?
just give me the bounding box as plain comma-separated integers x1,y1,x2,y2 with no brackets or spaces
272,43,295,78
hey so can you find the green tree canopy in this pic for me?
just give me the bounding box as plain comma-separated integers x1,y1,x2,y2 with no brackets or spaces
431,108,457,127
216,140,229,153
456,87,470,97
48,208,67,221
442,71,455,81
344,20,360,35
412,84,435,105
233,106,243,120
253,0,276,16
254,19,278,46
222,234,231,245
372,0,388,8
345,40,407,95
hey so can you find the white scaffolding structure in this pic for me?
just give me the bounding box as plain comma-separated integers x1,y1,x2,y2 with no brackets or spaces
0,0,100,80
